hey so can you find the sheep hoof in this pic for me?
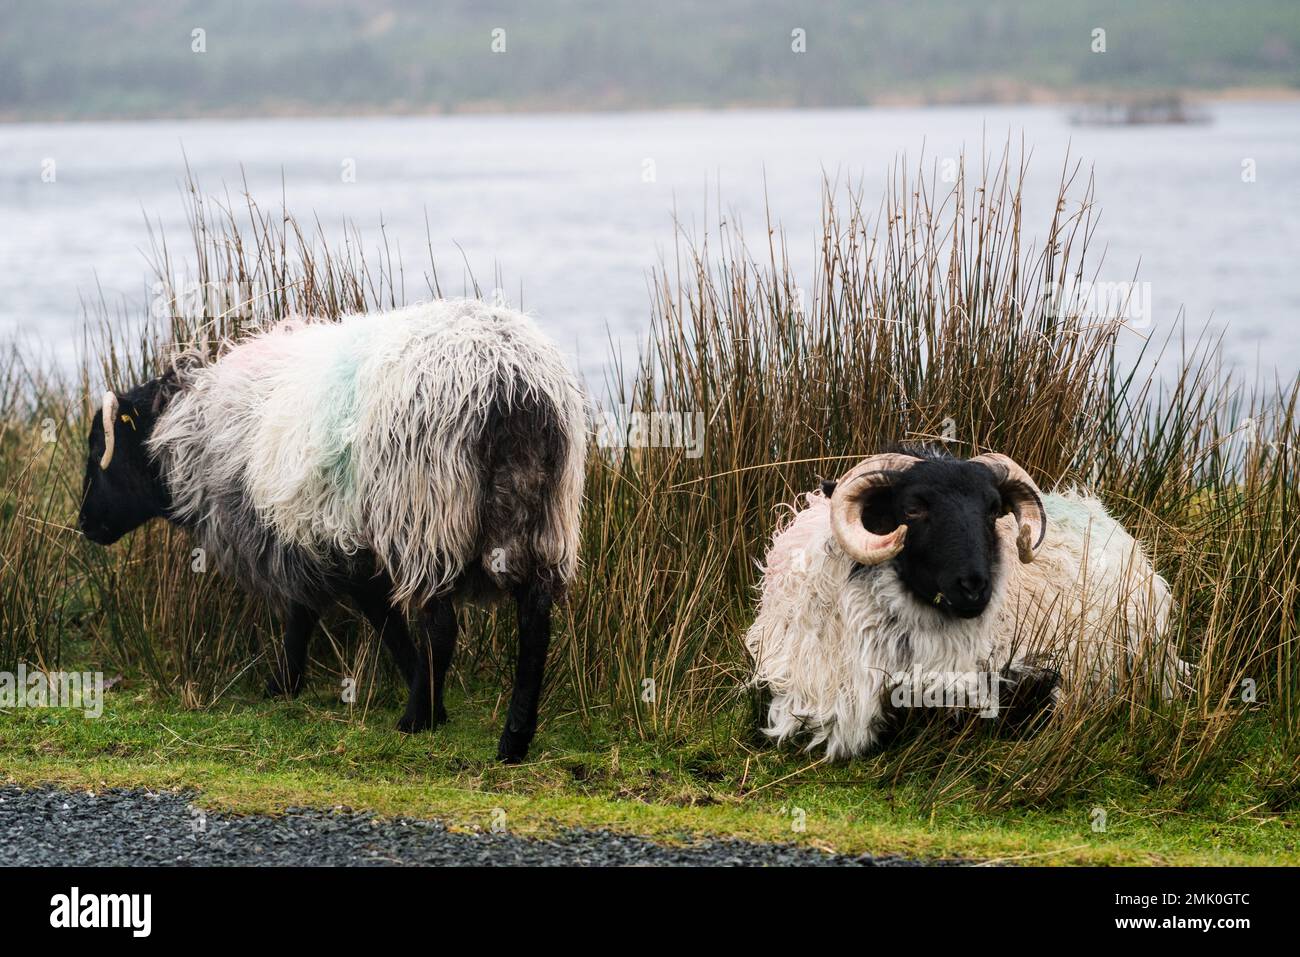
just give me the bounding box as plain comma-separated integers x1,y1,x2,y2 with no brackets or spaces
396,711,433,734
496,729,532,764
264,674,302,699
433,706,449,726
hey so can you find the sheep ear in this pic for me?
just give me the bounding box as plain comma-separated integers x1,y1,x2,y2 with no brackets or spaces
820,478,837,498
971,453,1047,562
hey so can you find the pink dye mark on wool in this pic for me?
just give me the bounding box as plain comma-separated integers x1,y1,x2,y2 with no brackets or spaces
215,316,315,370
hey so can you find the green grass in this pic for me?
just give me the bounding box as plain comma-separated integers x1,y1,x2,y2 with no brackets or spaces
2,684,1295,865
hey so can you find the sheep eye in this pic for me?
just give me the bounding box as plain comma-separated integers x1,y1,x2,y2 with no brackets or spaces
904,505,927,521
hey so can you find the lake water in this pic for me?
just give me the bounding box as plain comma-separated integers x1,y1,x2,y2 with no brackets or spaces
2,103,1297,383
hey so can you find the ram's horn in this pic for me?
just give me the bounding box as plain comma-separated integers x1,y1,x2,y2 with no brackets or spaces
828,453,921,565
970,452,1048,563
99,391,119,470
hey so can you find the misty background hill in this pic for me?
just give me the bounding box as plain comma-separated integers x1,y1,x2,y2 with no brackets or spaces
3,0,1298,121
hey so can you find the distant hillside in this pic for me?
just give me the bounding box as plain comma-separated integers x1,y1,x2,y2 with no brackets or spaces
3,0,1298,120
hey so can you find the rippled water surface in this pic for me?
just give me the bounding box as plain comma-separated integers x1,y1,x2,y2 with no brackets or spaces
2,103,1297,380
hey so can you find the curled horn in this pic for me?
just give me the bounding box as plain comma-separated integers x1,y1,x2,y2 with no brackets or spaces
828,453,921,565
970,452,1048,563
99,391,119,470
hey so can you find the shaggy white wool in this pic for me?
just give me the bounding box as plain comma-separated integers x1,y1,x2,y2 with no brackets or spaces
745,488,1185,759
149,299,587,607
991,490,1182,696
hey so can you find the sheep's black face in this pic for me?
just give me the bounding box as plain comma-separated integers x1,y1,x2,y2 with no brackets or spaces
79,381,171,546
858,458,1006,618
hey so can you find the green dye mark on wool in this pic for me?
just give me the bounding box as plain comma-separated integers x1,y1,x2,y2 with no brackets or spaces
316,324,373,496
1042,492,1115,534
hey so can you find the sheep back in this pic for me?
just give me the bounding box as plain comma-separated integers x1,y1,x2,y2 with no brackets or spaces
149,299,587,610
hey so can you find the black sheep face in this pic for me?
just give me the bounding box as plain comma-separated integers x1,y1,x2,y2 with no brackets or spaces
856,458,1009,619
78,380,172,546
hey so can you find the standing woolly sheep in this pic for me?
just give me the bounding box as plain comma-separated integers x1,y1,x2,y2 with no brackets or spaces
744,449,1187,758
78,299,587,763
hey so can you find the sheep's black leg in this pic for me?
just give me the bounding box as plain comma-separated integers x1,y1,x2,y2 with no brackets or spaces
266,603,319,698
350,578,430,733
872,685,944,750
497,580,553,763
992,664,1061,737
420,598,457,726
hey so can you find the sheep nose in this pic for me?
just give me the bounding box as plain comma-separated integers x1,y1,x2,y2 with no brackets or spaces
957,573,988,601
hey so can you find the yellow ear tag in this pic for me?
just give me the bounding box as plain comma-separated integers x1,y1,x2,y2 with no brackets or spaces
120,414,137,431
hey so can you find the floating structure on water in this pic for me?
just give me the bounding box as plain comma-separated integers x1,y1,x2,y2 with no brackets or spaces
1069,94,1212,126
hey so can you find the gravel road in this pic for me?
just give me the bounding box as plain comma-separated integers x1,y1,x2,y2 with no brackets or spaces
0,785,948,866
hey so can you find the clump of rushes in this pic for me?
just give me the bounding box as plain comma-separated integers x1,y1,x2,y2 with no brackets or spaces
1,150,1295,814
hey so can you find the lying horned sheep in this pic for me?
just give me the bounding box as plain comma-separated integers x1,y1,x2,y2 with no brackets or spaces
744,449,1187,758
78,299,587,763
